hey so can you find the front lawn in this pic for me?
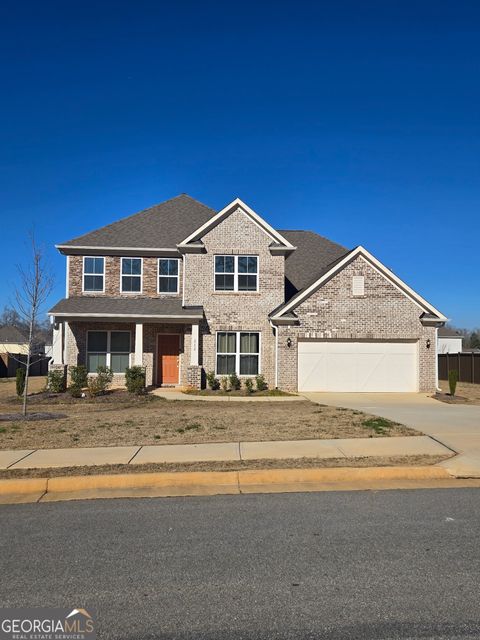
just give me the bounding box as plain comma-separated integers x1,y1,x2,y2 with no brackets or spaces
0,377,419,450
438,381,480,405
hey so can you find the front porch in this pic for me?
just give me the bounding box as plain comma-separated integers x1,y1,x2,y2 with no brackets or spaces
48,297,204,388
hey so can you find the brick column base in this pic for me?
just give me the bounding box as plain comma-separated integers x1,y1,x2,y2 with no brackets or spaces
187,365,203,389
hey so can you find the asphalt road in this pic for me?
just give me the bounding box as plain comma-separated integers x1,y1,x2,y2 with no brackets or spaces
1,489,480,639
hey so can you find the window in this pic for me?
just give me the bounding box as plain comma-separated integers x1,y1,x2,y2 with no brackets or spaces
214,255,258,292
83,257,104,292
216,331,260,375
352,275,365,296
87,331,131,373
121,258,142,293
158,258,179,293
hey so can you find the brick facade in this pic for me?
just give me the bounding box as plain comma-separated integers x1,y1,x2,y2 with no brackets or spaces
68,255,183,299
60,210,439,393
276,256,437,392
183,207,284,388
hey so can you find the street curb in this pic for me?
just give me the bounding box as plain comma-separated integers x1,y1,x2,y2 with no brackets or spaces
0,466,456,503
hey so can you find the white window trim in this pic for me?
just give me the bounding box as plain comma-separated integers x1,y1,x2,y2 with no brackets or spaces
82,256,105,293
158,258,180,295
86,329,132,374
120,257,143,294
215,331,261,377
213,255,259,292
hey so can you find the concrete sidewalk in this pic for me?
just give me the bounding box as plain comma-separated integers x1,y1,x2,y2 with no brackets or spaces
0,435,451,470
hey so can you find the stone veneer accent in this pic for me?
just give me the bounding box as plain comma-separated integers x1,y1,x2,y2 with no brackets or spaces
276,255,437,392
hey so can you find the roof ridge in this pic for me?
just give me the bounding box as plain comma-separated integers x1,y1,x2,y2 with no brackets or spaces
59,194,215,246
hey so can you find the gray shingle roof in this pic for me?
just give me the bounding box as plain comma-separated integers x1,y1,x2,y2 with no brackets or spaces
59,194,216,249
280,230,349,300
438,327,464,338
0,325,27,343
49,297,204,319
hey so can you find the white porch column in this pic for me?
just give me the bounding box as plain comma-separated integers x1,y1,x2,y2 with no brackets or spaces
52,323,63,364
134,323,143,366
190,322,199,366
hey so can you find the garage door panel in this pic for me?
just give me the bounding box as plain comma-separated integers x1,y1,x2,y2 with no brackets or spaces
298,341,418,392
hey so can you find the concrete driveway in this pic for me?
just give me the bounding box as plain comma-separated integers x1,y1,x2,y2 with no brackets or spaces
303,392,480,477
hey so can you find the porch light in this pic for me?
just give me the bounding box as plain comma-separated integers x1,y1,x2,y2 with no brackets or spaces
426,339,431,349
286,338,292,348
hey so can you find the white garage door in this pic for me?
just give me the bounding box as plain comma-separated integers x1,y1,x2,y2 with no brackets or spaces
298,341,418,392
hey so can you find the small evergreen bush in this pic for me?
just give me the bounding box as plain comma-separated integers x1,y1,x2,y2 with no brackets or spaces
206,370,220,390
125,366,146,395
448,369,459,396
47,369,66,393
255,374,268,391
229,372,241,390
220,376,229,392
245,378,254,394
87,366,113,397
16,368,26,397
70,365,88,389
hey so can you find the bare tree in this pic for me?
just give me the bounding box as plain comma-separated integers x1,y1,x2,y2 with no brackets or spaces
11,234,53,416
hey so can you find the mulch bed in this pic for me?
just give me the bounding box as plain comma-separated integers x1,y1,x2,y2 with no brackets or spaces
0,413,67,422
433,393,470,405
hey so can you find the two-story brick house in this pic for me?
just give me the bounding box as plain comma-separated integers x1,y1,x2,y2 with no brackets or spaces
49,194,447,392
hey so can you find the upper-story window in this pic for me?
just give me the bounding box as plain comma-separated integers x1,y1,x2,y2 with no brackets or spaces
83,257,105,292
214,255,258,292
121,258,142,293
158,258,179,294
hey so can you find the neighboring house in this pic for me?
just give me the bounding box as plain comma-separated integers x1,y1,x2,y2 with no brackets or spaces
437,327,464,354
48,195,447,392
0,325,28,355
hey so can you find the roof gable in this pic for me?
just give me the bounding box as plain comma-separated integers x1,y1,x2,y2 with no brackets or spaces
178,198,296,249
272,246,448,321
57,195,216,252
0,325,27,343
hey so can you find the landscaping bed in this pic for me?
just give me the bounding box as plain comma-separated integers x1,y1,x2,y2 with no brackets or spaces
437,381,480,405
0,454,451,479
0,377,419,450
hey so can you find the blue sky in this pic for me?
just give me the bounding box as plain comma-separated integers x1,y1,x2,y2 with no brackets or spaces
1,1,479,327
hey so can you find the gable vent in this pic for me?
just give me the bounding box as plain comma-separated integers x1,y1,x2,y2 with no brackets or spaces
352,275,365,296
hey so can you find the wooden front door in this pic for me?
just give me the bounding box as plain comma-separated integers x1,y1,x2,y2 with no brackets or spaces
157,334,180,385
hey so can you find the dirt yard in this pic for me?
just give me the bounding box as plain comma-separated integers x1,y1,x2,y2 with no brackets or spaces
438,381,480,405
0,377,418,450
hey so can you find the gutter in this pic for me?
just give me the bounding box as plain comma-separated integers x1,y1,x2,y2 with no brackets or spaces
269,319,278,389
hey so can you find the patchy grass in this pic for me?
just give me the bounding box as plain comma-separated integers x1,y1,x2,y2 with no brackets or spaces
0,377,418,450
362,417,399,435
0,454,452,479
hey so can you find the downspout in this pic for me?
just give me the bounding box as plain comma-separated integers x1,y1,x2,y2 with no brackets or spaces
269,319,278,389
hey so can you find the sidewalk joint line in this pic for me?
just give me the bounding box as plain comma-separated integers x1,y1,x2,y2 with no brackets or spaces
426,435,459,455
127,447,143,465
238,442,242,461
6,449,37,469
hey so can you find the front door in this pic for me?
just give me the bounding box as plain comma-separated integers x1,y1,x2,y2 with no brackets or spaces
157,334,180,385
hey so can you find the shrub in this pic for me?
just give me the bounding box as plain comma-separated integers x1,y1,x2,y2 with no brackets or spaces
206,370,220,390
16,368,26,397
220,376,229,392
245,378,254,394
229,372,241,391
47,369,66,393
448,369,459,396
125,366,146,395
255,374,268,391
69,385,83,398
87,366,113,397
70,365,88,389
